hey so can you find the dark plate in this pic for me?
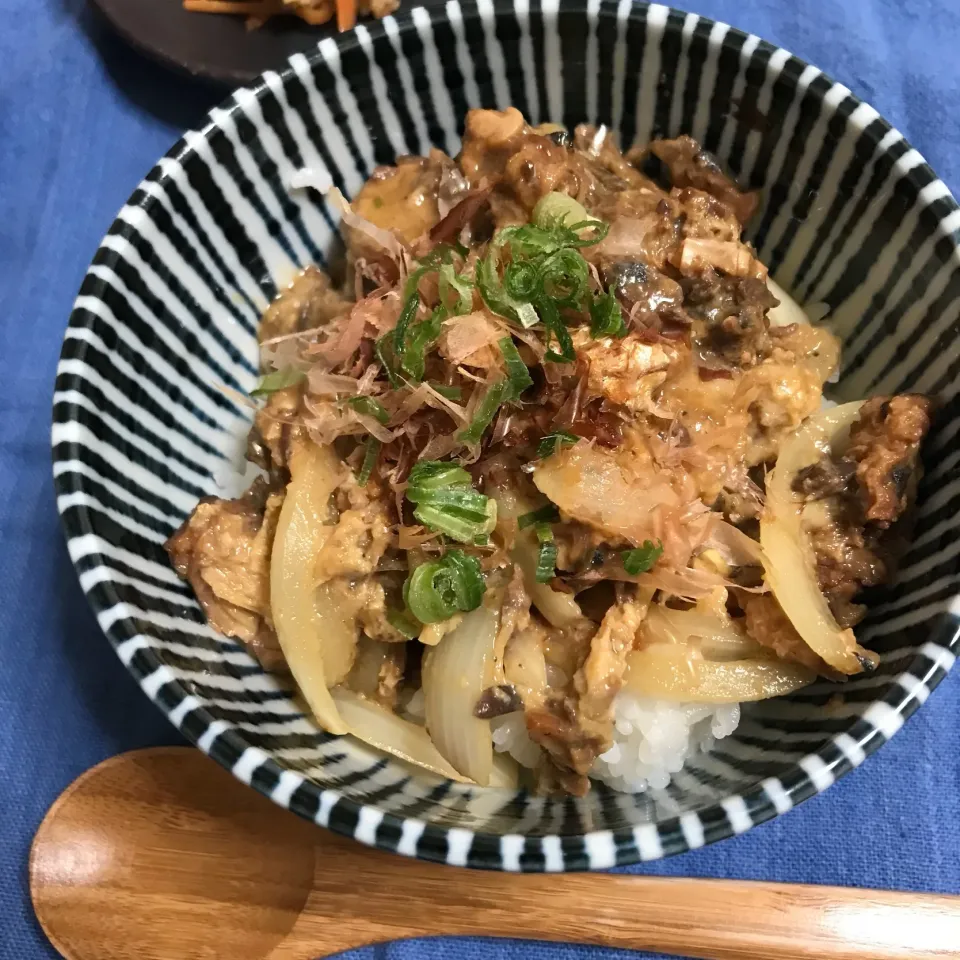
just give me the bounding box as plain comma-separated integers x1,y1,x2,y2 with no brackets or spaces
91,0,332,84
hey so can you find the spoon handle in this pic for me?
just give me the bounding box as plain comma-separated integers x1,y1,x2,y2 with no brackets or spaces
274,831,960,960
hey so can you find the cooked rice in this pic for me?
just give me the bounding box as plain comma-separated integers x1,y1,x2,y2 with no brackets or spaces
493,692,740,793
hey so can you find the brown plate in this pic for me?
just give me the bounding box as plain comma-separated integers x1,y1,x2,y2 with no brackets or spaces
90,0,335,85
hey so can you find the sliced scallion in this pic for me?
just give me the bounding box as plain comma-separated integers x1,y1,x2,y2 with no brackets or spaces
518,503,560,529
533,522,557,583
622,540,664,575
589,289,627,338
250,368,305,398
438,262,474,316
400,307,445,381
532,192,595,230
375,332,402,389
403,550,485,623
429,382,463,401
347,395,390,424
386,607,421,639
538,297,576,364
357,435,380,486
498,336,534,399
406,461,497,543
536,430,578,458
393,290,421,356
456,378,510,446
413,498,497,543
407,461,472,490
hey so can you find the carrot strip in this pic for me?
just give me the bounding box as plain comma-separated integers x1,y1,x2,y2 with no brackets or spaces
183,0,279,14
336,0,357,31
294,4,335,24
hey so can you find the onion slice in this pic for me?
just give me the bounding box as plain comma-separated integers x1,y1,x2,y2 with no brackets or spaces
624,646,814,702
331,687,471,782
271,442,353,735
761,402,875,675
422,604,500,785
493,488,583,627
642,600,764,661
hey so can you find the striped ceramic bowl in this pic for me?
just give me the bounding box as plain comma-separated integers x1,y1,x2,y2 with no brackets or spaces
53,0,960,870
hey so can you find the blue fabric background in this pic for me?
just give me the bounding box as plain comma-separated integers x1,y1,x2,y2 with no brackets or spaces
2,1,959,957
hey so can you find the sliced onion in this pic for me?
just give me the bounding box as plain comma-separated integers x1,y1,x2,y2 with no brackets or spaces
761,402,875,675
493,488,583,627
330,687,471,782
422,604,499,785
488,753,520,789
766,277,813,328
503,626,548,707
643,601,763,661
704,520,766,567
512,531,583,626
624,646,814,702
346,636,397,699
271,443,353,735
533,445,678,546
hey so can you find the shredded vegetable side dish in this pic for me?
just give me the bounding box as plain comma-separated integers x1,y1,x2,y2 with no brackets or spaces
183,0,396,33
167,109,933,795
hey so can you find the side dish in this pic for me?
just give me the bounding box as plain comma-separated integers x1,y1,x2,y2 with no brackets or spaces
183,0,396,33
167,108,932,795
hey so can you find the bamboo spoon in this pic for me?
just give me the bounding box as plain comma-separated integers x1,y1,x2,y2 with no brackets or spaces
30,748,960,960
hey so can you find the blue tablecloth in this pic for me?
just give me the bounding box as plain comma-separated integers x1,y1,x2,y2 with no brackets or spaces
3,1,959,957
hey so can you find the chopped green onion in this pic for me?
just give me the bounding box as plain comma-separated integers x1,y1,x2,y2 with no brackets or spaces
498,336,534,399
386,607,421,639
357,435,380,486
413,498,497,543
347,395,390,424
429,382,463,401
407,461,472,490
421,243,459,267
540,248,589,307
515,300,540,330
250,368,305,398
477,248,539,328
590,289,627,338
564,219,609,247
533,522,557,583
375,332,403,389
503,223,568,258
406,461,497,543
518,503,560,529
478,214,609,344
538,296,576,364
391,249,472,380
503,260,541,302
536,430,578,458
622,540,664,575
438,262,474,316
532,192,596,230
393,290,421,356
403,550,485,623
400,307,445,381
457,378,510,446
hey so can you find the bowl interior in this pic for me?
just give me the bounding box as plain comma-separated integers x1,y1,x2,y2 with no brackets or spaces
54,0,960,868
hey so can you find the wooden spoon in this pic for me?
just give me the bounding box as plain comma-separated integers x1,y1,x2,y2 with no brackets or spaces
30,748,960,960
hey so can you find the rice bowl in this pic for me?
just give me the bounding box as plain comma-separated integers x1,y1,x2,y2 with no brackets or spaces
53,1,960,867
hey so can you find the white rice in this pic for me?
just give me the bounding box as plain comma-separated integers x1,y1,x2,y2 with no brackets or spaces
491,691,740,793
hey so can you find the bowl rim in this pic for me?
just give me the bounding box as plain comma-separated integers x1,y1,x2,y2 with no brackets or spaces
53,0,960,871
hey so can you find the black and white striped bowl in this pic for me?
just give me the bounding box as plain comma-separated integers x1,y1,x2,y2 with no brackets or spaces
53,0,960,870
